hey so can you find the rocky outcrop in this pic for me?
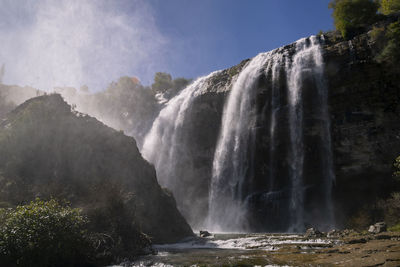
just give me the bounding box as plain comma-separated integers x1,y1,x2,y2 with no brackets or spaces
369,222,387,234
305,228,324,238
0,94,193,244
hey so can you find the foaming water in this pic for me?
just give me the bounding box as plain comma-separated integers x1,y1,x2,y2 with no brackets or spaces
128,233,336,267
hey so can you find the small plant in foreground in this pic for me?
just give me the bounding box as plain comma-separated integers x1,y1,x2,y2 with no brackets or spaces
0,198,92,267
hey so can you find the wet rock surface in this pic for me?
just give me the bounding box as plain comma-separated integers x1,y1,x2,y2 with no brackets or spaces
199,231,212,238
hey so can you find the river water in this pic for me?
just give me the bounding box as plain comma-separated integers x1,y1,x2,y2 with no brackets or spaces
120,233,334,267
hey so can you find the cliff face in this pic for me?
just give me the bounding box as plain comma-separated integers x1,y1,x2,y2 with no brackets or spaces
162,27,400,229
0,94,193,243
324,31,400,225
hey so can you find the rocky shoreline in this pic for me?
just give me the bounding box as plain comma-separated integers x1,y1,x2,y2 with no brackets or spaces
270,231,400,266
127,230,400,266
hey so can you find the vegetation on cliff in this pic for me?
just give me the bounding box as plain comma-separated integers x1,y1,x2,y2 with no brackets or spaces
380,0,400,14
373,20,400,72
329,0,380,39
151,72,191,97
329,0,400,44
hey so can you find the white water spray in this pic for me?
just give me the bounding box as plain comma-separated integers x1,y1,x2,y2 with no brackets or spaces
141,71,221,218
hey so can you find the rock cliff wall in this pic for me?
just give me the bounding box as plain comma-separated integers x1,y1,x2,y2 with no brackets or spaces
163,28,400,230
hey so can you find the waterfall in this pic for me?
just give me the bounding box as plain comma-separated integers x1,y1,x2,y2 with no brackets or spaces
142,35,335,233
287,36,335,232
315,35,336,230
208,36,335,232
267,50,286,192
207,51,284,232
141,70,221,207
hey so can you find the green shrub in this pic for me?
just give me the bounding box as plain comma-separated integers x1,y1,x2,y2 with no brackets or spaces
151,72,191,98
379,0,400,15
377,192,400,226
370,25,386,41
329,0,379,39
85,182,152,262
388,223,400,231
395,155,400,178
0,198,92,267
376,21,400,72
347,208,372,230
151,72,173,94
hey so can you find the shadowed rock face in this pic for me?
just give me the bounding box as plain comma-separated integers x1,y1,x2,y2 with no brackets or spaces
0,94,193,243
324,32,400,226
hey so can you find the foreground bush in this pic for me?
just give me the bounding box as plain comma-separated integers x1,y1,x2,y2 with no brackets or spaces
0,199,92,267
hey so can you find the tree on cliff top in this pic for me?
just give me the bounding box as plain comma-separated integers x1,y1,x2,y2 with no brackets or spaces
151,72,191,97
379,0,400,14
152,72,173,94
329,0,379,39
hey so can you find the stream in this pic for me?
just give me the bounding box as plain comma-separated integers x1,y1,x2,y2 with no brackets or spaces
121,233,336,266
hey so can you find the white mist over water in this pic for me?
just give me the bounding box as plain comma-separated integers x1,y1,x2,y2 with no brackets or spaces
0,0,167,91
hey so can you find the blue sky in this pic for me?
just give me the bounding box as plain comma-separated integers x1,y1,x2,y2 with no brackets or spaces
0,0,333,91
150,0,333,82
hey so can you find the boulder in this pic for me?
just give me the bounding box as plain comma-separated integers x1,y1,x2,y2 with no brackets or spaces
368,222,387,234
327,229,359,238
305,228,324,238
327,229,339,238
199,230,212,238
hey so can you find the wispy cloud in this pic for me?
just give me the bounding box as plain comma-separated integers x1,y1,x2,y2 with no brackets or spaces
0,0,168,91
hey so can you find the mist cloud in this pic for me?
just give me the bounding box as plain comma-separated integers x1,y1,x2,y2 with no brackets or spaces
0,0,168,91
